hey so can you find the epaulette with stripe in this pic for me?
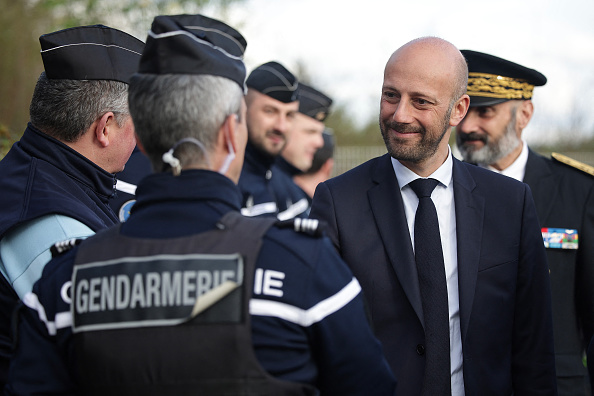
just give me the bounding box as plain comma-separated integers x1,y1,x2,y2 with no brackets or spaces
50,238,84,258
275,218,325,238
551,152,594,176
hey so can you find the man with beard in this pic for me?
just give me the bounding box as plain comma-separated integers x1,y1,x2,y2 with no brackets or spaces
310,37,556,395
456,49,594,396
238,61,300,218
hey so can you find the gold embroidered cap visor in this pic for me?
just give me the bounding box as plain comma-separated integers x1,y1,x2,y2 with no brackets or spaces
461,49,547,107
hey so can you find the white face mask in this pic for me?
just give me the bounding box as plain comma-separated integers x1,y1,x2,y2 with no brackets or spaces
161,137,211,176
218,138,235,175
217,114,239,175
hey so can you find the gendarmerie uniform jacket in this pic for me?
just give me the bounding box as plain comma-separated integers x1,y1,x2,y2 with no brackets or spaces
7,170,397,395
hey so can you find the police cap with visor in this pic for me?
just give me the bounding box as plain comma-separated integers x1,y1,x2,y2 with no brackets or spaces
461,49,547,107
39,24,144,83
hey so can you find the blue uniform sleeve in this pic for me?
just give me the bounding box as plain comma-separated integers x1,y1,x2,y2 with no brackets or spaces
0,215,93,298
250,234,396,395
6,251,77,396
306,239,396,395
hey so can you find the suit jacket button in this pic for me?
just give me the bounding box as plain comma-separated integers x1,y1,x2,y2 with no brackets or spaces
416,344,425,355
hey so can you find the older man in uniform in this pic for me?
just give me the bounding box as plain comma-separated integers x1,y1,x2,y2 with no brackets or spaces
0,25,142,387
456,49,594,395
6,14,397,396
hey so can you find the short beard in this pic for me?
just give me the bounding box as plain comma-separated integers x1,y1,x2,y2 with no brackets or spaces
380,107,452,164
457,109,521,165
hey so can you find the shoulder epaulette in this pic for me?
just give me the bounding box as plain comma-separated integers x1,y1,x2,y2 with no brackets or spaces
275,218,324,238
50,238,84,258
551,152,594,176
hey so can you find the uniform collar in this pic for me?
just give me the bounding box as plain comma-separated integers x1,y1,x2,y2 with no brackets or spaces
21,124,116,200
133,169,242,211
275,156,303,177
244,141,277,173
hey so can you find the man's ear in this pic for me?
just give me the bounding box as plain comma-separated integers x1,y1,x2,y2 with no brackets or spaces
449,94,470,127
94,112,115,148
222,113,239,153
135,133,147,155
516,100,534,131
321,158,334,179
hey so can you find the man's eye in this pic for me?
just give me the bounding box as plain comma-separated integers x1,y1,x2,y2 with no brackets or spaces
415,98,430,106
478,107,493,117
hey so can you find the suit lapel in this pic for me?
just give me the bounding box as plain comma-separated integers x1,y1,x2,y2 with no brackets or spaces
368,155,424,325
452,159,484,340
523,149,558,223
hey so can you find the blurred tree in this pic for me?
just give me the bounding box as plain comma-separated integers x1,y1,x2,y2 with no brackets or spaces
0,0,49,149
325,106,383,146
0,0,242,157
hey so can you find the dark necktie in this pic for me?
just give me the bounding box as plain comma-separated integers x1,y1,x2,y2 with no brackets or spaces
409,178,451,395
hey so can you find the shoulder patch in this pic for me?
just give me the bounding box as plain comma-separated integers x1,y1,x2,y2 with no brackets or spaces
50,238,84,258
551,152,594,176
275,218,324,237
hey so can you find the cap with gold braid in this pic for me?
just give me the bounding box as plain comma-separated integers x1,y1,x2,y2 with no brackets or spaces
461,49,547,107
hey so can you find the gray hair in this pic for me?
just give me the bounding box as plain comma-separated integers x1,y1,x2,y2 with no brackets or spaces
128,74,243,171
29,72,129,142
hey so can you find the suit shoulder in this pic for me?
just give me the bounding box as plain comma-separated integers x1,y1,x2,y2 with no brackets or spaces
324,155,387,188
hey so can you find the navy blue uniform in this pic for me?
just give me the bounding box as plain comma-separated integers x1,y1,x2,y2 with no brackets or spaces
271,157,311,219
109,146,152,222
7,170,397,395
524,150,594,394
0,123,118,387
238,142,279,218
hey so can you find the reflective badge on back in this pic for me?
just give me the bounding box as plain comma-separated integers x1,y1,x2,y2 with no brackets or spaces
541,228,578,249
72,253,243,332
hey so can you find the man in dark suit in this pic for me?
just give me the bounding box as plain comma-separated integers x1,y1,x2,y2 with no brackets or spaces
310,37,557,395
456,49,594,395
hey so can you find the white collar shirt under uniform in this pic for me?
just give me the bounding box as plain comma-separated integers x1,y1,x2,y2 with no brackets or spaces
479,139,529,182
391,147,464,396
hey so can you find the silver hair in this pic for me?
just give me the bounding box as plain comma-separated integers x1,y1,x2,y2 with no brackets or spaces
29,72,129,142
128,74,243,171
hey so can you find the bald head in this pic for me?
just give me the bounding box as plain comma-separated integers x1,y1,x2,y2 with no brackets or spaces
379,36,470,175
387,37,468,104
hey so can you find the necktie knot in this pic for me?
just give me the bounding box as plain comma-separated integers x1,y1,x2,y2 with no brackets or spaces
409,178,439,199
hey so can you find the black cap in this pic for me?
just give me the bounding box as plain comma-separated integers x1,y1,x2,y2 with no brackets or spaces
461,49,547,107
246,61,299,103
139,14,247,90
40,25,144,84
308,128,335,174
298,83,333,121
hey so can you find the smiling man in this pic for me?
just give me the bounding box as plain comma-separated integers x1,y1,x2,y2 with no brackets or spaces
310,37,557,395
456,49,594,396
238,61,300,218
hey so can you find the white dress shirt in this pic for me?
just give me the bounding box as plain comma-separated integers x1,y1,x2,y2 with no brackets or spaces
390,147,465,395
